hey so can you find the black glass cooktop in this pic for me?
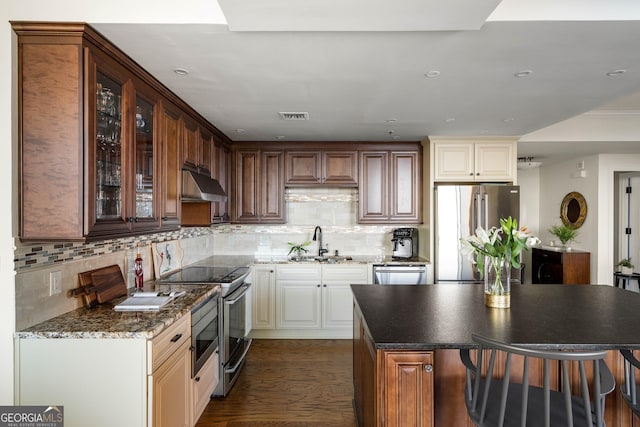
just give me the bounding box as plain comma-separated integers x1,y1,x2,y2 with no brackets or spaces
157,266,250,285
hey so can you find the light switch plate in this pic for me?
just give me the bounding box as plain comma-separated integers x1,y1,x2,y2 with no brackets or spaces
49,270,62,296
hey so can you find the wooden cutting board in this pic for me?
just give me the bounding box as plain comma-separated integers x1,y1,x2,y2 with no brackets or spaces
76,265,128,307
90,265,128,304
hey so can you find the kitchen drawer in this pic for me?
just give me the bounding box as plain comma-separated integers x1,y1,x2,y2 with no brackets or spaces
277,264,322,280
193,349,219,423
322,264,369,281
149,313,191,372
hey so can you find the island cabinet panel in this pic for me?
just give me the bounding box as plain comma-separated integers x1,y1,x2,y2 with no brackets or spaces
353,304,434,427
532,247,591,284
383,351,434,427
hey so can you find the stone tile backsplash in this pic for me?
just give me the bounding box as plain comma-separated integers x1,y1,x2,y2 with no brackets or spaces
15,188,425,329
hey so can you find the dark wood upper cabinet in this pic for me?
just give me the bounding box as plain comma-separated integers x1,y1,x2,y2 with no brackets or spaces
359,149,422,224
285,150,358,186
16,23,163,241
158,101,181,229
198,131,213,176
15,22,231,240
182,117,198,171
232,149,284,224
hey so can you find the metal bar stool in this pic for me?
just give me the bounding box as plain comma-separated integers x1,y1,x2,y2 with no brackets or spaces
460,333,615,427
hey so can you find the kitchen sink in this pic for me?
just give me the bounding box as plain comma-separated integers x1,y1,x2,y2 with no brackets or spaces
289,255,353,263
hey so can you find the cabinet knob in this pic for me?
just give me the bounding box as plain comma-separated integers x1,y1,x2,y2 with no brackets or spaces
270,270,274,273
161,217,169,221
323,284,327,287
469,172,473,176
424,364,433,373
195,376,201,382
476,172,480,176
317,284,321,287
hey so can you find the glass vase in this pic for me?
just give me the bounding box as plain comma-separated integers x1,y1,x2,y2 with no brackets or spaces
484,256,511,308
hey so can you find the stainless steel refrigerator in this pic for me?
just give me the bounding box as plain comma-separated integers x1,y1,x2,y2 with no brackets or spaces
434,184,520,283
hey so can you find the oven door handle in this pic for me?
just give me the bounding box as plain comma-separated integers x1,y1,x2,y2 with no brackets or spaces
225,284,251,305
224,338,253,374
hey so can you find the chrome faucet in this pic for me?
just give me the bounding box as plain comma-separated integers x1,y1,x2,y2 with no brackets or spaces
312,226,329,258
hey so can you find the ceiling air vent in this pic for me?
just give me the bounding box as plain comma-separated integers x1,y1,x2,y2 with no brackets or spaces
279,112,309,121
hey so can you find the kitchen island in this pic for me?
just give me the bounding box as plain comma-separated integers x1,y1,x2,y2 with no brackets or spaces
351,284,640,427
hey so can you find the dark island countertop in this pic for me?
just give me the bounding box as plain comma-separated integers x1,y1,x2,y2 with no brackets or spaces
351,283,640,351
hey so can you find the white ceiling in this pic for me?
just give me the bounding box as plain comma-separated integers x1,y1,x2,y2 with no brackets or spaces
91,0,640,165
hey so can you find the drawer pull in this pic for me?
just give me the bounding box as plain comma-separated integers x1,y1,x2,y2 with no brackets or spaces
170,333,183,343
195,376,201,382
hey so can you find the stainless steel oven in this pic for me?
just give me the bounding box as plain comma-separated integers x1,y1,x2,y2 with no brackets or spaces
191,292,219,377
156,261,252,397
216,281,252,397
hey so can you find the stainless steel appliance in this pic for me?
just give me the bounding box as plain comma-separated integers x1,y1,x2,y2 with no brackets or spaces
156,263,251,397
191,292,219,377
373,264,428,285
391,228,419,259
434,184,520,284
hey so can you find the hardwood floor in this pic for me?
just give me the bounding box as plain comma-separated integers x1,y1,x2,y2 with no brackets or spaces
196,339,358,427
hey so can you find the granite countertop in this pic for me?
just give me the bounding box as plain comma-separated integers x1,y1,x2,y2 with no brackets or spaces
352,283,640,351
16,284,218,340
253,255,430,265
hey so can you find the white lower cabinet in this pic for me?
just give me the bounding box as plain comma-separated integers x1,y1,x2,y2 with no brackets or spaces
14,313,217,427
251,265,276,329
251,263,369,338
277,264,323,329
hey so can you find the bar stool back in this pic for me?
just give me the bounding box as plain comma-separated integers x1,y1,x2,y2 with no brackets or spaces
460,334,615,427
620,349,640,417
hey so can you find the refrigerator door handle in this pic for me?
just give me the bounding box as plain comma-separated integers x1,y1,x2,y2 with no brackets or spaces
483,193,489,229
475,192,482,230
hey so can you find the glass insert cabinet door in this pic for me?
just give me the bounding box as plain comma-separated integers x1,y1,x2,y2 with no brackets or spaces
135,96,154,220
95,72,122,220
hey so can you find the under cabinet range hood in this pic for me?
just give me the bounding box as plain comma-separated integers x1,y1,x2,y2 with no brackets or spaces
182,170,227,202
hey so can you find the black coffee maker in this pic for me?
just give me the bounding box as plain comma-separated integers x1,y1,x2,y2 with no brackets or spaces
391,228,418,259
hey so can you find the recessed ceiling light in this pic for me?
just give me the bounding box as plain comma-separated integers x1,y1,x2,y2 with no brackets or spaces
502,118,515,123
235,129,245,133
386,118,398,123
173,68,190,76
606,69,627,77
276,135,286,140
444,118,456,123
392,135,400,140
514,70,533,78
424,70,441,78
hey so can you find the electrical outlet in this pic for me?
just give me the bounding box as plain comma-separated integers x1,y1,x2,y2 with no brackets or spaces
49,271,62,296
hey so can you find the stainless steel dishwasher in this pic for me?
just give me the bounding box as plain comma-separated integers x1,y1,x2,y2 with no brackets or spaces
373,264,429,285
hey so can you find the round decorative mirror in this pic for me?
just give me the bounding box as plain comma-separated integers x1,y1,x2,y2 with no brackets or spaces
560,192,587,228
